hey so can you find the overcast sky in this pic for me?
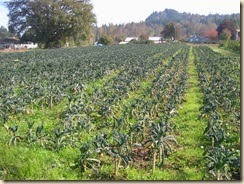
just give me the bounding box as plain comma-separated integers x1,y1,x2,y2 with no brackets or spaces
0,0,241,28
92,0,240,26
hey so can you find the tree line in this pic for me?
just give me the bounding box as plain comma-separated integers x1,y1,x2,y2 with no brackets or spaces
1,2,240,48
96,9,240,44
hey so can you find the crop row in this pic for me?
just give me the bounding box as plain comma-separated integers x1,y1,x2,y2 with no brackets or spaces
0,44,179,124
193,46,240,180
1,44,190,177
55,45,190,174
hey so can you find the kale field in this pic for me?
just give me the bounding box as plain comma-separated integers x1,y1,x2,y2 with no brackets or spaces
0,44,240,180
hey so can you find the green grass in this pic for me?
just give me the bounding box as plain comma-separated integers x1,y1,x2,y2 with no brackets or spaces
0,98,83,180
0,46,208,180
108,49,182,123
209,45,239,58
0,99,67,148
0,70,123,180
85,69,120,94
114,46,208,180
167,46,207,180
0,145,80,180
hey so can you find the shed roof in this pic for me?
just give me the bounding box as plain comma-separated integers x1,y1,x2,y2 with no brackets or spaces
188,35,205,43
125,37,138,42
149,37,161,41
0,37,20,44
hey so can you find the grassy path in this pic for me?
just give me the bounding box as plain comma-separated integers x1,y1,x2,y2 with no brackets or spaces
209,45,239,58
168,46,206,180
125,46,207,180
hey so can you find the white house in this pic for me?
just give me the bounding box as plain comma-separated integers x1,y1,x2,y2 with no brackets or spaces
119,36,162,44
0,37,20,49
12,42,38,50
149,37,162,44
0,38,38,50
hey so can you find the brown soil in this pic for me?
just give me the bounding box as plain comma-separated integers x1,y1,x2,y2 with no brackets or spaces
0,48,28,53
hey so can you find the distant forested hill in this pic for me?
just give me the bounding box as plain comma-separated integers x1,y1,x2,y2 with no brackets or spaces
145,9,240,28
95,9,240,42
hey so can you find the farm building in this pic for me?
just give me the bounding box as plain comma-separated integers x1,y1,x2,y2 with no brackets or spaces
120,36,162,44
149,37,162,44
187,35,208,43
0,37,38,50
14,42,38,49
125,37,139,42
0,37,20,49
119,37,138,44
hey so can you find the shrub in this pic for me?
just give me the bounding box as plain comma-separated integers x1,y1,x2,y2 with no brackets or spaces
98,35,114,45
227,40,240,53
218,40,240,54
129,39,154,44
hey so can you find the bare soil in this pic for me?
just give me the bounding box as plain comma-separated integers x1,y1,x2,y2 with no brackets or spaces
0,48,28,53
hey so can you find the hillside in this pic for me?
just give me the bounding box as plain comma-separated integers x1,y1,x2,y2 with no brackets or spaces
96,9,240,42
145,9,240,28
